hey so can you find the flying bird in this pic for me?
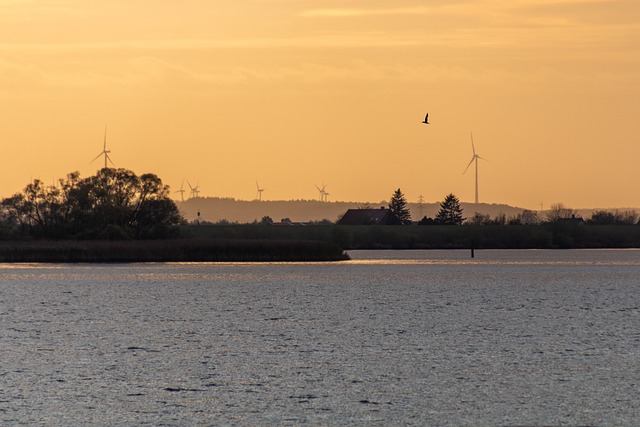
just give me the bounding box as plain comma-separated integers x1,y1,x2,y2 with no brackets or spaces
422,113,429,125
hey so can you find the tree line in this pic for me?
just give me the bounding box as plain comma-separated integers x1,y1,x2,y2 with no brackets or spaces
388,189,465,225
0,168,185,239
386,190,640,226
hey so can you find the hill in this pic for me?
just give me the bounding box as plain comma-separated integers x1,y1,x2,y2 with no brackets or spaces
176,197,527,224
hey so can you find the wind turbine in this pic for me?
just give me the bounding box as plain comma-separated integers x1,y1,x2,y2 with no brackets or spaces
315,183,328,202
175,180,186,202
315,184,324,202
187,180,200,199
256,181,265,201
90,126,115,169
463,132,488,204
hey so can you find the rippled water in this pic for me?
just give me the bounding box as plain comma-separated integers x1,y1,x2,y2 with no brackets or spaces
1,249,640,425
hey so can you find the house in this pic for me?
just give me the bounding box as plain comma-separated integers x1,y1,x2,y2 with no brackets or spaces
337,207,401,225
557,215,585,225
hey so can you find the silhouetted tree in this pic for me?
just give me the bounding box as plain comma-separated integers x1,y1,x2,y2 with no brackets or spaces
388,188,412,225
520,209,540,225
435,193,464,225
468,212,490,225
418,216,437,225
546,203,576,222
588,209,639,225
2,168,184,239
490,212,507,225
588,210,616,225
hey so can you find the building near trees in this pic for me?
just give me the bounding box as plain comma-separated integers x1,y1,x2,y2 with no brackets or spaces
337,208,401,225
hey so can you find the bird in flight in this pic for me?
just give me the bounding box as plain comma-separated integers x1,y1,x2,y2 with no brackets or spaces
422,113,429,125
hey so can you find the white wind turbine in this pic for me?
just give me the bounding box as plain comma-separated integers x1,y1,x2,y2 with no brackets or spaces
175,180,186,202
463,132,488,204
187,180,200,199
256,181,265,201
90,126,115,169
315,183,328,202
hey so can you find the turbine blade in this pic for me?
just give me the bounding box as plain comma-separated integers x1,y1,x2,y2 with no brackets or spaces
90,153,102,163
471,132,476,156
106,154,115,167
463,157,474,174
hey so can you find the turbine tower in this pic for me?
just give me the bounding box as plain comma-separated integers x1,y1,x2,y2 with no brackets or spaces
256,181,265,201
463,133,487,204
90,126,115,169
315,184,324,202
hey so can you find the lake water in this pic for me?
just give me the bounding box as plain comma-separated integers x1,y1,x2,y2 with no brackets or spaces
1,249,640,425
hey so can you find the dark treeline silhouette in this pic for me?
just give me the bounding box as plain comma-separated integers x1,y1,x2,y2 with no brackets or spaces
180,222,640,249
0,239,349,262
0,168,185,239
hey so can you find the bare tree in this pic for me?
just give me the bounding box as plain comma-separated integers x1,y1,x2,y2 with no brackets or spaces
467,212,490,225
546,203,576,222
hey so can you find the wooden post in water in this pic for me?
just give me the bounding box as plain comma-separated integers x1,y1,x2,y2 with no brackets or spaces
471,239,475,258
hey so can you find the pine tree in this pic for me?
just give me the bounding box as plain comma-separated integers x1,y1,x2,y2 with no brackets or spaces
388,188,412,225
436,193,464,225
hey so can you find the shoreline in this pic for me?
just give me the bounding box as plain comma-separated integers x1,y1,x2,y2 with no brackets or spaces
0,239,350,263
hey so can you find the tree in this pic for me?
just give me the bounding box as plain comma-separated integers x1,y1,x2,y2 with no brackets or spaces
520,209,540,225
435,193,464,225
588,210,616,225
1,168,185,239
589,209,639,225
546,203,576,222
418,216,437,225
388,188,412,225
468,212,490,225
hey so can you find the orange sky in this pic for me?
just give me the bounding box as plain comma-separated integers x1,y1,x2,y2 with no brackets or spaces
1,0,639,209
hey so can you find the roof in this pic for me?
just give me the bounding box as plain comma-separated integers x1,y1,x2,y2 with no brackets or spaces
337,208,400,225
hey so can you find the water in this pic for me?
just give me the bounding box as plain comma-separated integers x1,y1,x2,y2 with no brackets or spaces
1,249,640,425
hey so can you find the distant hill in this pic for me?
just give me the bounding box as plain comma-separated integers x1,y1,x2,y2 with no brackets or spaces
176,197,529,224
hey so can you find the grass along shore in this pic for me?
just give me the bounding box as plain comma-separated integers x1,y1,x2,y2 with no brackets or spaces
180,223,640,249
2,222,639,263
0,239,350,263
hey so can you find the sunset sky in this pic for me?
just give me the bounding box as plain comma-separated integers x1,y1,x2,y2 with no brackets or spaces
1,0,639,209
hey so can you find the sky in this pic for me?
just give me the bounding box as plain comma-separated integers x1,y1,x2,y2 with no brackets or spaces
1,0,639,209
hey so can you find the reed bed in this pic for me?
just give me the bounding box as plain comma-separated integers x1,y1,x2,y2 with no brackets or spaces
181,224,640,249
0,239,349,263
